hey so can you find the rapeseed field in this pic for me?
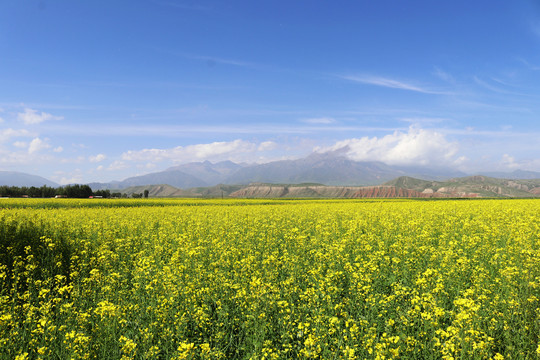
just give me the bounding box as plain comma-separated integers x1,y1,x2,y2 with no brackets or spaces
1,198,539,359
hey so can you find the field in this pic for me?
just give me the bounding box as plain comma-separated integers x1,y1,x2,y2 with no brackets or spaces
1,198,539,359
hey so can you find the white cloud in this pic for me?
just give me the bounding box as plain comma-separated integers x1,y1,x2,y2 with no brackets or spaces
498,154,540,172
501,154,519,169
17,108,63,125
108,160,129,171
301,117,336,124
53,146,64,153
13,141,28,148
257,141,278,151
89,153,107,163
53,169,83,185
0,128,33,142
28,137,51,154
315,127,459,167
0,147,54,166
121,139,258,163
60,156,85,164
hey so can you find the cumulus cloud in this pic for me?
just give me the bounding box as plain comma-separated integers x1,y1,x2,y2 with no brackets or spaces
89,153,107,163
17,108,63,125
28,137,51,154
121,139,259,163
53,146,64,153
315,127,459,167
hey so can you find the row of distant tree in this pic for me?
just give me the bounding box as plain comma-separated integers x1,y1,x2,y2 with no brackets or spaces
0,184,148,198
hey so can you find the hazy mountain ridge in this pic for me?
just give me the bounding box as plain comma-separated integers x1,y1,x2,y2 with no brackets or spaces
166,160,244,185
109,153,470,189
0,171,59,187
4,153,540,195
224,153,407,185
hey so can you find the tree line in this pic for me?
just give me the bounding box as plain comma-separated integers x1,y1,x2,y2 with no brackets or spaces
0,184,128,198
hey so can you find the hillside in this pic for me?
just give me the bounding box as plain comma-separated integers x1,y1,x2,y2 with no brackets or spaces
121,184,193,197
120,184,244,198
384,176,540,198
228,176,540,199
229,184,451,198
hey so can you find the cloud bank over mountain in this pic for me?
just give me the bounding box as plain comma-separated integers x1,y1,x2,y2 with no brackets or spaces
315,127,462,167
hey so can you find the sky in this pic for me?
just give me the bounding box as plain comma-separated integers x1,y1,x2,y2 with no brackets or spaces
1,0,540,184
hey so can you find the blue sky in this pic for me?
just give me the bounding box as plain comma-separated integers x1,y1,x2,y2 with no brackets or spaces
1,0,540,184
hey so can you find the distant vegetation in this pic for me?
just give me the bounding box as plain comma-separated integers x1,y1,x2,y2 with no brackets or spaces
0,184,119,198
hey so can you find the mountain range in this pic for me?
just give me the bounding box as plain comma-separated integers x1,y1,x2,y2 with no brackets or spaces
2,152,540,193
87,153,472,190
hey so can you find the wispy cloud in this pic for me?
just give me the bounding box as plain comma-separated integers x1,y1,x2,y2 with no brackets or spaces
43,123,406,137
473,76,537,97
432,67,455,83
398,117,447,125
340,75,446,94
301,117,336,124
183,54,255,68
516,57,540,71
473,76,509,94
